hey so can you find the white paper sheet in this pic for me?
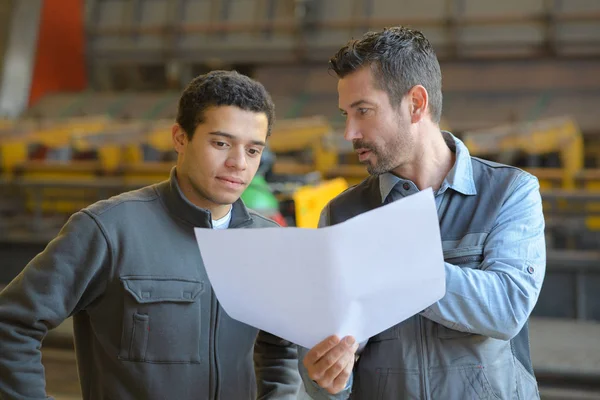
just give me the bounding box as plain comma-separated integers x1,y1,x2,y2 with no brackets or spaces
194,187,445,349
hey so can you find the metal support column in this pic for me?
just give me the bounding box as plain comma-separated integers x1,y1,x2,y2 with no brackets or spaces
0,0,43,117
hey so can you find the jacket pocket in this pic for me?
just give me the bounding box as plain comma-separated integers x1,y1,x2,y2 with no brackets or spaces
444,246,484,269
119,276,204,363
437,246,485,339
359,368,420,400
429,366,501,400
515,358,540,399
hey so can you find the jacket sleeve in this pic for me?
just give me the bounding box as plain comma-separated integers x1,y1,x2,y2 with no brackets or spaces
254,330,301,399
0,211,111,398
421,172,546,340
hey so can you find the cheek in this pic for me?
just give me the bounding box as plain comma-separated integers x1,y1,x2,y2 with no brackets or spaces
381,120,405,142
199,148,226,168
247,156,262,173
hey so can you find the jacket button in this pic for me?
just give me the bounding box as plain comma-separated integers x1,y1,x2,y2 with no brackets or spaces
527,266,535,274
402,183,410,190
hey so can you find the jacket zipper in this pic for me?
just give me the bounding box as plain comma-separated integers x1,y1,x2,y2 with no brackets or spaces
207,217,220,400
230,214,252,229
417,190,442,399
213,294,220,400
209,217,249,399
417,316,431,399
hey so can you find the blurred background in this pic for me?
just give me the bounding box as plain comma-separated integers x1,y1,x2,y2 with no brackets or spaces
0,0,599,399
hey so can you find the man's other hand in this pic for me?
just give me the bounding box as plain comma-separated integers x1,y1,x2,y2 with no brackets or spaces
303,335,359,394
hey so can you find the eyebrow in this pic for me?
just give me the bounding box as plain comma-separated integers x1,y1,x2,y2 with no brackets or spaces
339,99,375,112
209,131,266,147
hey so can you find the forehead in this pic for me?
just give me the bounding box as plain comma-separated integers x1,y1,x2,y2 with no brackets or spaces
196,105,268,140
337,67,388,108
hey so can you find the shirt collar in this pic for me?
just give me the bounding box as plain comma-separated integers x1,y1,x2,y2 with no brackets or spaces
212,206,233,229
378,131,477,202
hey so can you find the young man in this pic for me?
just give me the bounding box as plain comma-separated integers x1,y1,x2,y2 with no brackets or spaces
0,71,300,399
298,27,546,399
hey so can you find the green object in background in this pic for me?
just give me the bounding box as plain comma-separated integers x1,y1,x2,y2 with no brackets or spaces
241,175,279,212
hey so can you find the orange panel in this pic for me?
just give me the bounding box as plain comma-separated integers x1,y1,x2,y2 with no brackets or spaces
28,0,86,106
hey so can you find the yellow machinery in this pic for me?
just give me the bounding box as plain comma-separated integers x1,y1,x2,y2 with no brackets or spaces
0,116,112,178
267,115,338,177
462,116,600,232
0,117,117,215
292,177,348,228
5,112,600,235
0,115,348,230
462,116,584,190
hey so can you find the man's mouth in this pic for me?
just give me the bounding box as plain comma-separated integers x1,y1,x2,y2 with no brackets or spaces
217,176,245,187
356,149,372,161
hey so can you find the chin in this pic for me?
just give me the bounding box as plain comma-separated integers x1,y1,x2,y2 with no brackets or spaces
364,161,380,175
215,195,239,206
231,189,248,202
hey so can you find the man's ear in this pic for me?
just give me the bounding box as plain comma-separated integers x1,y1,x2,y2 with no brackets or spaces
172,124,187,153
408,85,429,124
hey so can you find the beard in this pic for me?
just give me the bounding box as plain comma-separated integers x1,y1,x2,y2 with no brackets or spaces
353,135,409,175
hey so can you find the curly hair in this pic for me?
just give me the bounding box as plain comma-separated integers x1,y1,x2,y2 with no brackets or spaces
176,70,275,138
329,26,443,123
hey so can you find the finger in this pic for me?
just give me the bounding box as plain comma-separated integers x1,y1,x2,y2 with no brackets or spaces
329,354,355,394
311,345,346,380
324,339,359,392
341,336,358,355
319,348,355,390
313,337,357,384
313,336,355,375
303,335,340,367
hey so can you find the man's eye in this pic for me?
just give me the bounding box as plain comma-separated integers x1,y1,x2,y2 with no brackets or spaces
248,148,261,156
358,108,369,115
215,141,227,147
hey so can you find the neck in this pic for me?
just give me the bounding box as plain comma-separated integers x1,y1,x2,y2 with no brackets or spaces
390,125,455,191
175,172,232,220
209,205,232,220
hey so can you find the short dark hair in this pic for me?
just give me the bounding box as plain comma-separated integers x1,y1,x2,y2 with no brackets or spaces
329,26,442,123
176,70,275,138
